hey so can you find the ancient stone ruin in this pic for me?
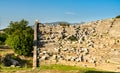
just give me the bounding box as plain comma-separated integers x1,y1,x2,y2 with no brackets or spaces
36,18,120,69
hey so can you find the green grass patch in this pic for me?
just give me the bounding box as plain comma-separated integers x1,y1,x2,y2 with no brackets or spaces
1,67,31,71
40,64,95,71
40,64,117,73
0,64,118,73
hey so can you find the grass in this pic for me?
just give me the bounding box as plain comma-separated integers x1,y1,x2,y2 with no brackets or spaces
0,64,117,73
1,66,31,71
40,64,95,71
39,64,117,73
39,64,96,73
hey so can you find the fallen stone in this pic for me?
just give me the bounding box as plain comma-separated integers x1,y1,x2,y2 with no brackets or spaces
82,48,89,55
41,54,50,60
62,48,68,51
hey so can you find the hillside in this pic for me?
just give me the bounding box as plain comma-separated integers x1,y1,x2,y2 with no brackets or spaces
38,18,120,72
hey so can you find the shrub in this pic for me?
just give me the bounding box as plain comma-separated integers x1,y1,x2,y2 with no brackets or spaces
1,54,31,67
67,35,78,41
58,22,70,27
115,15,120,18
5,19,33,56
0,33,7,45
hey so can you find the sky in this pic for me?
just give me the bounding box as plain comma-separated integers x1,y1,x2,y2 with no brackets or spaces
0,0,120,29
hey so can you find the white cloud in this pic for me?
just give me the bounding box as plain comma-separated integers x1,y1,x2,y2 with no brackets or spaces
65,12,76,15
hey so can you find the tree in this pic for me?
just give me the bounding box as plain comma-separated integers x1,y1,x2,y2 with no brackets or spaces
115,15,120,18
5,19,33,56
0,33,7,45
58,22,70,27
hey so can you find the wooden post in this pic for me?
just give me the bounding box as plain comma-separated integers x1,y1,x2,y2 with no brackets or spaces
33,20,39,69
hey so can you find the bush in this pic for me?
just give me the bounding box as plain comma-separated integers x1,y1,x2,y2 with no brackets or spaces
5,19,33,56
0,41,5,45
1,54,32,67
115,15,120,18
0,33,7,45
2,54,21,66
58,22,70,27
67,35,78,41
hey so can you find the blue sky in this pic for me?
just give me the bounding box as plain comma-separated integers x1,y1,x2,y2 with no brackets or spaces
0,0,120,29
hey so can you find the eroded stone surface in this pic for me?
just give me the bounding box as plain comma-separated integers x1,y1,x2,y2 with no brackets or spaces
39,18,120,66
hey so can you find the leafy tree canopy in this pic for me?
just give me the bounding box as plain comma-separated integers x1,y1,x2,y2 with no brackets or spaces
0,33,7,45
5,19,33,56
115,15,120,18
58,22,70,27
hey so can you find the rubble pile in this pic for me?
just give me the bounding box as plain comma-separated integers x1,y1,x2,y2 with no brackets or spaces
38,18,120,66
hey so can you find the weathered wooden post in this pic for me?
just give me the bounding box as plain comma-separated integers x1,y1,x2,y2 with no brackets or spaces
33,20,39,69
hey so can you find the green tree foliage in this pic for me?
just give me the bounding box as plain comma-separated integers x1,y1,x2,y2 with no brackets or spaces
5,19,33,56
0,33,7,45
58,22,70,27
115,15,120,18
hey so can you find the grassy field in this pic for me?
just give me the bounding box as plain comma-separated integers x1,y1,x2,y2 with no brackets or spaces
0,64,117,73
